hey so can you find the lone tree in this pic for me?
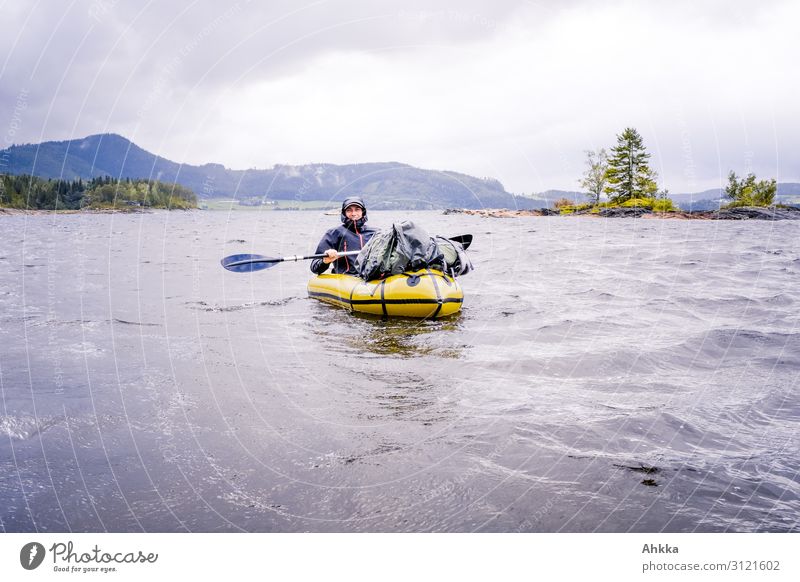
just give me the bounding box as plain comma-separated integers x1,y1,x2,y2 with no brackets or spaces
725,171,776,207
579,148,608,204
604,127,658,203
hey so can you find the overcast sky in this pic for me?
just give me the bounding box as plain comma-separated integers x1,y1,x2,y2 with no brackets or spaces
1,0,798,194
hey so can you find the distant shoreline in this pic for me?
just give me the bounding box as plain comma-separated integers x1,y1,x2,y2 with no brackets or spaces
443,207,800,220
0,207,194,215
4,206,799,221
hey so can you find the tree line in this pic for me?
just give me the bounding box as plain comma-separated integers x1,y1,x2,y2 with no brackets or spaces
0,174,197,210
578,128,776,211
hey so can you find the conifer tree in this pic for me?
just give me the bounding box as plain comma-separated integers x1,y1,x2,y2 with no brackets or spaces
725,171,776,207
604,127,658,203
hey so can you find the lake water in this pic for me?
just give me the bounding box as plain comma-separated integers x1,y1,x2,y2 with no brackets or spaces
1,210,798,532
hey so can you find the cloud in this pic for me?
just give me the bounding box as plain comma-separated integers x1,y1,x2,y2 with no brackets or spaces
1,0,798,193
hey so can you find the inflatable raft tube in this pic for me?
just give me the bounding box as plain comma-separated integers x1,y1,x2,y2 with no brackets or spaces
307,268,463,318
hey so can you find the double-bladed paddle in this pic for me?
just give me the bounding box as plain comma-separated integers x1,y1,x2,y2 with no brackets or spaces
221,250,360,273
221,234,472,273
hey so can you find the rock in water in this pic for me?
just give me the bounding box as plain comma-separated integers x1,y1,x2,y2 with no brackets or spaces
713,206,800,220
598,207,651,218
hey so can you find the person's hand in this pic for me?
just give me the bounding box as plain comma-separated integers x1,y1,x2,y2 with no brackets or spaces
322,249,338,264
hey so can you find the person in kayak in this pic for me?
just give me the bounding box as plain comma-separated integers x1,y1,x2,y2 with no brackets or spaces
310,196,377,275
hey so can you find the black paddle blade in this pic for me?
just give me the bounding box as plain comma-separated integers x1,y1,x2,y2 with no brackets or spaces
220,254,280,273
450,234,473,250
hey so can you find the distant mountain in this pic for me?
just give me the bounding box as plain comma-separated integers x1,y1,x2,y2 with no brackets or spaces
777,183,800,196
538,190,584,203
0,134,540,210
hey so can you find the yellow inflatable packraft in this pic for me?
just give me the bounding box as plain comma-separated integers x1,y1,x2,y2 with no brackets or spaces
307,268,463,318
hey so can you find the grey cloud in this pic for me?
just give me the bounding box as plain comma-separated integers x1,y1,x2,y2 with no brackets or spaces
2,0,526,141
1,0,798,192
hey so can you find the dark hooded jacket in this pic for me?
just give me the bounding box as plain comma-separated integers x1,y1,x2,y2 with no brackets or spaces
310,196,378,275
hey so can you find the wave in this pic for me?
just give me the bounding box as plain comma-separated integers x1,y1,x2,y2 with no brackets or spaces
0,415,61,441
673,328,800,366
112,318,161,327
185,298,299,312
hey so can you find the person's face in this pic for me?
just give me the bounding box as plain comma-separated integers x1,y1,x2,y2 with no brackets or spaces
345,205,363,221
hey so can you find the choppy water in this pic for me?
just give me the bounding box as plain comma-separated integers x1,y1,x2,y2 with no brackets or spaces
1,210,798,532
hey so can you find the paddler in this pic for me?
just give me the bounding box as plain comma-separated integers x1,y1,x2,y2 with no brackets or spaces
310,196,378,275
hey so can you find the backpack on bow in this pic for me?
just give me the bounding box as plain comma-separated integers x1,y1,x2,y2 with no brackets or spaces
354,221,472,281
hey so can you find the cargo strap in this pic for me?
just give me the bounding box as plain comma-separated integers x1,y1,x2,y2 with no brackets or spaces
427,268,444,319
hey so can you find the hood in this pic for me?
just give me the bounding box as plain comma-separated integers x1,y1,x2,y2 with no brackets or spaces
341,196,368,230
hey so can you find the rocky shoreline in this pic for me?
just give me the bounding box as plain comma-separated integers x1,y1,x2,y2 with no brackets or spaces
443,206,800,220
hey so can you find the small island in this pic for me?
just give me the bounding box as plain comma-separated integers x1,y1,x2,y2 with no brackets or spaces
0,174,198,213
444,205,800,220
446,128,799,220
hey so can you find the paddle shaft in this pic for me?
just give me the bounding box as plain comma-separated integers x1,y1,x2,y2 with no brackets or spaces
224,250,359,269
221,234,472,272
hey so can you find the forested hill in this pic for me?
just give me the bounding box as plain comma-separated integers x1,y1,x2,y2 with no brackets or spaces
0,133,539,210
0,174,197,210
